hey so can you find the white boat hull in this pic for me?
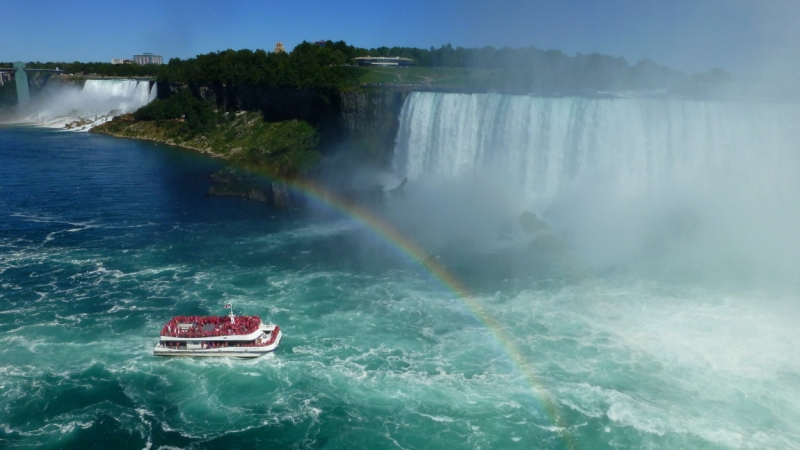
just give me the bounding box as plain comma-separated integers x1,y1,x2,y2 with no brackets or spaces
154,330,282,358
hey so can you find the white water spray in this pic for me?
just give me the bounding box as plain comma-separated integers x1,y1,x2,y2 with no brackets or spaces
392,92,800,275
11,79,157,131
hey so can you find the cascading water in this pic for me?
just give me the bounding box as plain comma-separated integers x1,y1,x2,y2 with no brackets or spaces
392,92,800,272
14,79,157,131
149,81,158,103
394,92,800,202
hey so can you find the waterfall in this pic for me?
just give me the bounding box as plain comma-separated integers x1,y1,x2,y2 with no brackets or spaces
392,91,800,271
14,79,157,131
394,92,800,202
149,82,158,103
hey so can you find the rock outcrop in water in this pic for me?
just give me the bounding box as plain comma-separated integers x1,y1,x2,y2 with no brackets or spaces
520,211,549,233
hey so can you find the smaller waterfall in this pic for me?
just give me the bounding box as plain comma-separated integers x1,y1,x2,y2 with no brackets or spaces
12,79,157,131
149,82,158,103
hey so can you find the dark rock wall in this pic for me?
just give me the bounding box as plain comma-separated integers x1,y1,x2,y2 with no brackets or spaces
337,89,408,168
161,82,333,123
339,90,407,141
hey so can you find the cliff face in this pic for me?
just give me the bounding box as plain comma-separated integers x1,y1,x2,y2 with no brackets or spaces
158,82,408,169
161,82,333,123
336,89,408,168
339,90,407,140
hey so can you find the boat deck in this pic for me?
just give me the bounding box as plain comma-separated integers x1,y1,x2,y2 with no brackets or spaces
160,315,261,339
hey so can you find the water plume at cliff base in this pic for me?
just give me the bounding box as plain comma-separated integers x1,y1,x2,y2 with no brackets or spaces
4,79,156,131
392,92,800,282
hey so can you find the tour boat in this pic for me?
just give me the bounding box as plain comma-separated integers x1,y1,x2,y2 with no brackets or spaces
154,308,282,358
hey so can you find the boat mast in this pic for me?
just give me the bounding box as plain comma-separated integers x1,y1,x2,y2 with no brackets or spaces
225,302,235,324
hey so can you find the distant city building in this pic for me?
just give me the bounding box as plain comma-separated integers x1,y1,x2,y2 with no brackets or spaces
133,53,163,65
0,70,14,85
274,41,286,54
353,56,414,67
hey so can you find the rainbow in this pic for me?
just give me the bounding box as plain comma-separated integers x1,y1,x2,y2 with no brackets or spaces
217,164,573,445
262,174,574,446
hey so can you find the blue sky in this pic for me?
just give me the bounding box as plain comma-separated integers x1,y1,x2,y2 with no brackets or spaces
3,0,799,79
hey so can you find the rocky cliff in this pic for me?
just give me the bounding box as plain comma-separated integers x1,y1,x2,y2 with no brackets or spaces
157,82,408,169
337,89,408,167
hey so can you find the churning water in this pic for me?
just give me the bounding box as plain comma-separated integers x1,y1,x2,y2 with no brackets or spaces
2,92,800,449
7,79,156,131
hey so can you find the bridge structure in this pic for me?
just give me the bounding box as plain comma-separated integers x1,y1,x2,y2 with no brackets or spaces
0,62,64,106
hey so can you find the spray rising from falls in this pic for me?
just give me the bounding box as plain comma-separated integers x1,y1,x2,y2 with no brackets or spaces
392,92,800,276
20,79,157,131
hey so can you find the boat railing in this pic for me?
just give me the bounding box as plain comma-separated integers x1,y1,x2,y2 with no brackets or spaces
160,315,261,338
158,326,280,349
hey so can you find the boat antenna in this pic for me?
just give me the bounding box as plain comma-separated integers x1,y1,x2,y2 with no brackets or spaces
225,302,235,324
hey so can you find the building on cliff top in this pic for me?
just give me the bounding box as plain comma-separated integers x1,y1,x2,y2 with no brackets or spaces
0,71,13,85
134,53,163,65
353,56,414,67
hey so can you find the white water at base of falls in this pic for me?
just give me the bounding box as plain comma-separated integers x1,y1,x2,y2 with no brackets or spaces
14,79,158,132
391,91,800,278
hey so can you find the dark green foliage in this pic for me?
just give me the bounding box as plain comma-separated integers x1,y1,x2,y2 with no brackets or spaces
230,119,321,175
133,90,218,133
156,42,366,93
94,112,321,178
3,39,693,95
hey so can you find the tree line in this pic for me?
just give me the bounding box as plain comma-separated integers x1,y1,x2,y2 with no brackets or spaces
0,61,160,77
155,42,365,92
154,41,690,91
5,41,726,95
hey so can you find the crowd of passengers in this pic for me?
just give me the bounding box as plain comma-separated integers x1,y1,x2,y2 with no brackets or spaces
160,315,262,337
161,340,268,348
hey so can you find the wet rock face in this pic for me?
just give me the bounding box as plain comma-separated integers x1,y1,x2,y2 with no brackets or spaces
520,211,550,233
339,90,407,139
271,182,291,208
336,90,408,168
164,82,329,124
